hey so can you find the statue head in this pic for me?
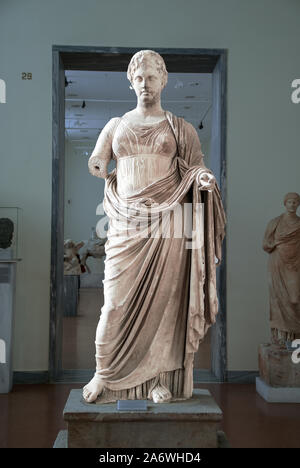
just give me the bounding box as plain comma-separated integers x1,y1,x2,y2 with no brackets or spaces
127,50,168,90
0,218,14,249
283,192,300,213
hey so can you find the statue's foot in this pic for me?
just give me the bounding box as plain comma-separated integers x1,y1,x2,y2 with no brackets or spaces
151,383,172,403
82,374,105,403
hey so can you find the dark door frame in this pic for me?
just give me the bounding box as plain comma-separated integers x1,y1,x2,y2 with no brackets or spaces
50,45,227,383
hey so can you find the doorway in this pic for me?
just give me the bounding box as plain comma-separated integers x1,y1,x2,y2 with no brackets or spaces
50,46,227,383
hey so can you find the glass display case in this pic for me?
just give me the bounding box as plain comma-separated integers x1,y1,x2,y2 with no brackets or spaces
0,207,22,261
0,208,22,392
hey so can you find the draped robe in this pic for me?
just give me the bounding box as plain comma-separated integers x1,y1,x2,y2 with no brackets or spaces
263,214,300,339
89,111,226,403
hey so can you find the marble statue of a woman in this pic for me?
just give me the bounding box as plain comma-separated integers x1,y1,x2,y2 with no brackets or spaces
263,192,300,347
83,50,226,404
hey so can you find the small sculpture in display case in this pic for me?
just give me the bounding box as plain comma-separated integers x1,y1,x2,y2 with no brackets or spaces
0,218,14,259
83,50,226,404
263,192,300,347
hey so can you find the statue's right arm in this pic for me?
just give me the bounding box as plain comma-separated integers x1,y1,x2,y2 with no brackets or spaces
262,218,278,253
88,118,119,179
88,155,110,179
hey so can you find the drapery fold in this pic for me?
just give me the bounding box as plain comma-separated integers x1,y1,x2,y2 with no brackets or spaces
94,111,225,401
263,214,300,334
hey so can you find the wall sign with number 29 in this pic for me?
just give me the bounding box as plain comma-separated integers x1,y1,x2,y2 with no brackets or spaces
22,73,32,80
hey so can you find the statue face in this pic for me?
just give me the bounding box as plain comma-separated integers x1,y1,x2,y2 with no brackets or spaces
285,198,300,213
132,62,164,105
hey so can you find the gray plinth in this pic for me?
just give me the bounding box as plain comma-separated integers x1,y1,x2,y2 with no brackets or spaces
0,261,17,393
256,377,300,403
53,430,68,448
62,389,223,448
53,429,230,449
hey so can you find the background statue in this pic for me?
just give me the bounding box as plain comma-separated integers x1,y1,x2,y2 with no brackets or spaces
64,239,85,275
80,227,106,274
83,50,225,404
263,192,300,347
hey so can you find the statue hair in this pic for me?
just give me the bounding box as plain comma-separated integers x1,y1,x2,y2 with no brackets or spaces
283,192,300,206
127,50,168,88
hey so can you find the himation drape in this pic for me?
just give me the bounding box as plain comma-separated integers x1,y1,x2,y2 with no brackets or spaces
263,214,300,337
93,111,225,403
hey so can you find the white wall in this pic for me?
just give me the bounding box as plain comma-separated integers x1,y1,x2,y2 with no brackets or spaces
0,0,299,371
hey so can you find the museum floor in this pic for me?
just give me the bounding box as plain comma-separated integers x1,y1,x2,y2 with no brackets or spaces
0,382,299,448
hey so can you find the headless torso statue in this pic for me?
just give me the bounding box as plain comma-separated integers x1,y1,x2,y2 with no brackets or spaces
83,50,225,404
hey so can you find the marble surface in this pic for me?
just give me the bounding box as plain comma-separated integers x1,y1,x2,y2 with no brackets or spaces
83,49,225,405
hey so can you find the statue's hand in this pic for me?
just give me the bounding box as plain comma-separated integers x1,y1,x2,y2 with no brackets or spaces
197,171,216,192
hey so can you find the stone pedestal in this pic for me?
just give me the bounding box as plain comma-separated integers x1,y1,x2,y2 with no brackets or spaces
256,343,300,402
258,343,300,387
256,377,300,403
55,388,224,448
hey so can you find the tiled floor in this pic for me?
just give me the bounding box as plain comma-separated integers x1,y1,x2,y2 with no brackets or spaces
0,382,299,448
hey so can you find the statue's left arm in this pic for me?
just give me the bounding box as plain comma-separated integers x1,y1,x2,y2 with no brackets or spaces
183,121,216,191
